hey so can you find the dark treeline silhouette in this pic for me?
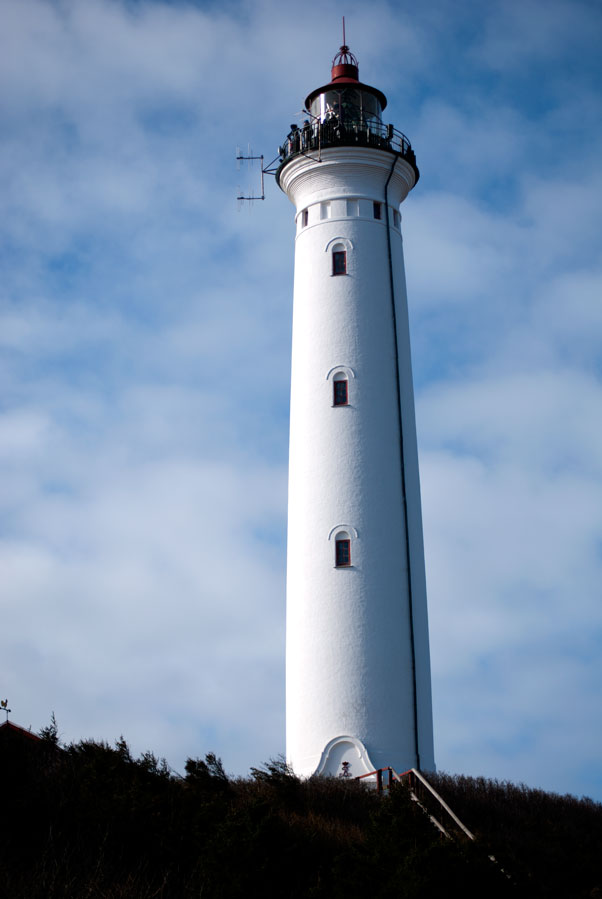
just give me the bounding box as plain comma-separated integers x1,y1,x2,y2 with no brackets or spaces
1,719,600,897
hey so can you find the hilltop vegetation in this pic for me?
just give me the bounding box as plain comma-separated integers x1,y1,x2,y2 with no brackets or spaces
1,723,600,897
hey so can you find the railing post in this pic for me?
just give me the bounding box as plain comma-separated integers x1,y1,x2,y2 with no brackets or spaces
376,768,383,793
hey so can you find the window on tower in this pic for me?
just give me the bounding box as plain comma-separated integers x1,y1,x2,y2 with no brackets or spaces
333,376,348,406
335,535,351,567
302,209,309,227
393,209,400,228
332,250,346,275
373,202,382,220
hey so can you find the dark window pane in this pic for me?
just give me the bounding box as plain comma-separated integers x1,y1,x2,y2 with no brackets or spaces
373,202,382,220
333,250,346,275
333,379,348,406
335,539,351,567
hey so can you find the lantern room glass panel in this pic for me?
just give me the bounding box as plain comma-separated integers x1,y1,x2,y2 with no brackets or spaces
309,89,382,126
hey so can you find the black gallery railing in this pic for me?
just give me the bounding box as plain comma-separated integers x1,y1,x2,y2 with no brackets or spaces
277,118,419,180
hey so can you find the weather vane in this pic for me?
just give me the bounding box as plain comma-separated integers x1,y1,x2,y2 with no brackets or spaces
1,698,11,722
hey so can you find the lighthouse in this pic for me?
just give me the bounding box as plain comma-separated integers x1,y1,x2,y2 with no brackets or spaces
277,43,435,778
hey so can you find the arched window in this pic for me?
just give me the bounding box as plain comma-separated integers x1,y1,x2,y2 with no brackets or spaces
332,371,348,406
325,238,353,275
326,365,355,403
329,523,357,569
335,532,351,567
332,242,346,276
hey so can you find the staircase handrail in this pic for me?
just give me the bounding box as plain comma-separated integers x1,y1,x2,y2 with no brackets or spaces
397,768,475,841
355,766,475,842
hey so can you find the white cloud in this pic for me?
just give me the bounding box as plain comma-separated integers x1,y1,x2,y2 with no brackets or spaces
1,0,601,799
474,0,602,70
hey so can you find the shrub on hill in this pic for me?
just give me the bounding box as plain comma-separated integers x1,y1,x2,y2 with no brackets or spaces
429,771,602,898
0,725,600,897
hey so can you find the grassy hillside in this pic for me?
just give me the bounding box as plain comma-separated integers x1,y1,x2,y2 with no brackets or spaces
429,771,602,898
1,724,600,897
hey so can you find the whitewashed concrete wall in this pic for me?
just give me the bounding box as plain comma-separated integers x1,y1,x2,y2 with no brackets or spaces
280,146,435,778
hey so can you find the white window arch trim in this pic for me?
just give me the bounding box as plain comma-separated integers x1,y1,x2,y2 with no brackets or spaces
324,236,353,254
326,365,356,381
328,524,359,541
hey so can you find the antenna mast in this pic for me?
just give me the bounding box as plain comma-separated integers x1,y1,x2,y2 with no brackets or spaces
236,149,265,202
236,148,281,204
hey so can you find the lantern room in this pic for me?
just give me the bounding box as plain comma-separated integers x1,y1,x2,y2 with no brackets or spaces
304,44,387,128
276,42,419,186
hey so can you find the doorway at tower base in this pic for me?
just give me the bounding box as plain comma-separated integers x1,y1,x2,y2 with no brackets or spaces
314,735,377,779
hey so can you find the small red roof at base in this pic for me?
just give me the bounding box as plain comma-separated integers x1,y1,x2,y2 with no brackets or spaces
0,719,41,742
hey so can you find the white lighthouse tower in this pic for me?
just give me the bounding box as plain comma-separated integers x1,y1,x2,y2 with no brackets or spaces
277,43,435,778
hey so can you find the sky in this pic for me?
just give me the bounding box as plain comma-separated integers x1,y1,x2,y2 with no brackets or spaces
1,0,602,800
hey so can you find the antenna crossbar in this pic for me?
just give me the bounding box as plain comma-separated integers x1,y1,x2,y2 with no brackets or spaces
236,151,265,201
235,149,282,201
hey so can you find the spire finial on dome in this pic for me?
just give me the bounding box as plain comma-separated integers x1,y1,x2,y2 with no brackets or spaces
331,17,359,82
